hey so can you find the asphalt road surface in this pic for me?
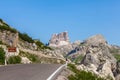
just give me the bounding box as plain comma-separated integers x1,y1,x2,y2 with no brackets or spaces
0,64,62,80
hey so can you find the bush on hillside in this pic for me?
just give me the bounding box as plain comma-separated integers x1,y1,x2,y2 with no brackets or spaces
8,56,21,64
109,47,120,62
74,55,84,64
113,54,120,61
0,19,17,33
35,40,52,50
19,32,34,43
0,25,17,33
0,47,5,65
0,40,3,44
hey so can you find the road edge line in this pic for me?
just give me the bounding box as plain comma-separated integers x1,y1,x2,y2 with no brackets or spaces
47,64,66,80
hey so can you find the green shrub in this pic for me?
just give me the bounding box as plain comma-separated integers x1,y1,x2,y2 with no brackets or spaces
74,55,84,64
28,54,39,62
35,40,44,49
0,19,17,33
113,54,120,61
67,63,106,80
19,51,39,63
67,63,79,73
35,40,52,50
19,32,34,43
0,47,5,65
0,41,3,44
110,47,120,61
8,56,21,64
0,25,17,33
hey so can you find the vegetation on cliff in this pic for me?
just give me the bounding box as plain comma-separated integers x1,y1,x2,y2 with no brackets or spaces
7,56,21,64
0,47,5,65
67,64,107,80
19,32,34,43
35,40,52,50
0,19,17,33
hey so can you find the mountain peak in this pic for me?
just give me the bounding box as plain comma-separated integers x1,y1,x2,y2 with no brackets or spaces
84,34,107,46
49,32,70,47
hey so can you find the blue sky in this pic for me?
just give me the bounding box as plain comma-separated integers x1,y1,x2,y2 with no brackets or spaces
0,0,120,45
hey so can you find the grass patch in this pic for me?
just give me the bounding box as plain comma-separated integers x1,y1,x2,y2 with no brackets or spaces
19,51,65,64
67,55,84,64
113,54,120,61
109,47,120,62
74,55,84,64
19,51,40,63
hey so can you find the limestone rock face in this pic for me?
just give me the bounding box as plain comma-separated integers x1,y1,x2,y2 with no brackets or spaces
21,57,31,64
79,43,117,80
116,74,120,80
0,30,18,47
84,34,107,46
74,34,117,79
49,32,70,47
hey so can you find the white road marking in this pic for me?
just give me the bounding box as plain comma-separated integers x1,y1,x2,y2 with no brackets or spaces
47,64,66,80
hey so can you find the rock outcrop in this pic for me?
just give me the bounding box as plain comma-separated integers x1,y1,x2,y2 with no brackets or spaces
21,57,31,64
76,35,117,80
84,34,107,46
48,32,82,57
49,32,70,47
0,30,18,47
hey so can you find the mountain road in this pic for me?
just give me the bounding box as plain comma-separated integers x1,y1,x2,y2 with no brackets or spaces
0,64,63,80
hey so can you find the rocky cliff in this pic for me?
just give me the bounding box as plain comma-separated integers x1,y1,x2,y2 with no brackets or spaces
78,40,116,79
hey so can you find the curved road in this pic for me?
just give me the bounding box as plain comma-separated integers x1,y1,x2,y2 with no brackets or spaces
0,64,62,80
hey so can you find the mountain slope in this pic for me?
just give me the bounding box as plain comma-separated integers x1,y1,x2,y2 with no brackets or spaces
0,19,65,64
